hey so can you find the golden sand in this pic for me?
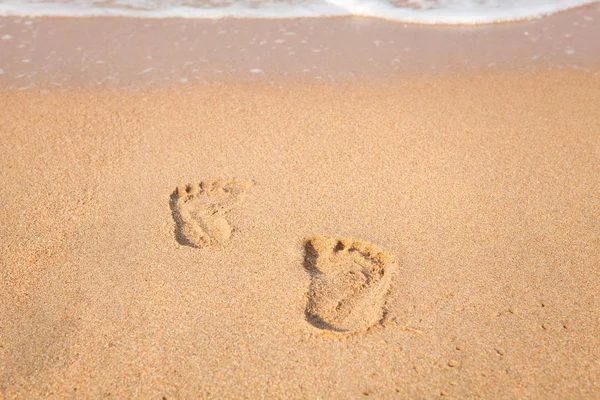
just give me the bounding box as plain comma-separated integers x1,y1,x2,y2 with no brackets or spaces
1,71,599,397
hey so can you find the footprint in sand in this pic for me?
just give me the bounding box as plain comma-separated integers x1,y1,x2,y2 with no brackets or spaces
170,179,254,248
304,236,397,333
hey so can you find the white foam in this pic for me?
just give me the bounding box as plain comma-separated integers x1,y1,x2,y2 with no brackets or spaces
0,0,596,24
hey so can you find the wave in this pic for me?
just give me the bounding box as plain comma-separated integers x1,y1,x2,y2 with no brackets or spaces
0,0,596,24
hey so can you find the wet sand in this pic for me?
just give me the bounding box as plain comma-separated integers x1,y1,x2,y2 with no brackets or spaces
0,3,599,89
1,6,600,399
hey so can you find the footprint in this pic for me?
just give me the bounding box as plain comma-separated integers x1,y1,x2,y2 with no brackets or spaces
304,236,397,333
170,179,254,248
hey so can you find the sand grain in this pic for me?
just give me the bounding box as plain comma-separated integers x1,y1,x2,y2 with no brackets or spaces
0,72,599,398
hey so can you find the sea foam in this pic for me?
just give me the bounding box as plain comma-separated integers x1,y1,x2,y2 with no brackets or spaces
0,0,596,24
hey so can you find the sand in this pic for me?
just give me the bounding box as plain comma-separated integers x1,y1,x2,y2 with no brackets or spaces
1,3,600,89
1,71,599,398
1,4,600,398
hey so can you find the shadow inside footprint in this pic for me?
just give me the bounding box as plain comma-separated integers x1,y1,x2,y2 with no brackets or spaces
303,236,397,333
169,191,196,247
303,240,346,332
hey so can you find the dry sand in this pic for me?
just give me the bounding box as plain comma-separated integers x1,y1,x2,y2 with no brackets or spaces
1,71,599,398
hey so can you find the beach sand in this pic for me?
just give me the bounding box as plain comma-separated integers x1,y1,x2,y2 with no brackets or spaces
1,72,599,398
1,7,600,400
1,4,599,89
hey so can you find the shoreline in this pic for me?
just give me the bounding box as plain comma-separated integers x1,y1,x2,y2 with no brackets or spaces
1,3,599,90
0,1,597,24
